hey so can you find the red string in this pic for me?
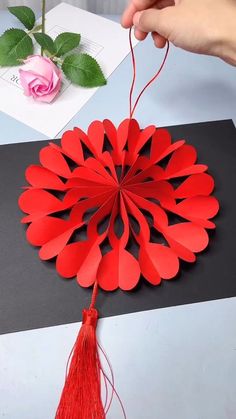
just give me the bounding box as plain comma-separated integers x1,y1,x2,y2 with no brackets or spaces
129,27,169,119
99,343,127,419
89,280,99,309
86,282,127,418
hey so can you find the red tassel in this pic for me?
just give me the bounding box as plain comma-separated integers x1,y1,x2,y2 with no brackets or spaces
56,283,105,419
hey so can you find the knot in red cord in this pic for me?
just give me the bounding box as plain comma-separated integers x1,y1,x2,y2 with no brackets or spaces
82,308,98,328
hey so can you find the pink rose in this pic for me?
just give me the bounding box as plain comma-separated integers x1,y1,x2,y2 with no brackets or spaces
19,55,62,103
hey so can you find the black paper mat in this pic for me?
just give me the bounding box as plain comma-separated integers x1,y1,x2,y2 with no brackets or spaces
0,119,235,334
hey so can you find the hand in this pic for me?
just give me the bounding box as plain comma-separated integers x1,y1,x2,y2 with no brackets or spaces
121,0,236,66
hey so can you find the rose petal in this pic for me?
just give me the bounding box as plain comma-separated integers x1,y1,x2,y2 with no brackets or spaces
22,55,53,81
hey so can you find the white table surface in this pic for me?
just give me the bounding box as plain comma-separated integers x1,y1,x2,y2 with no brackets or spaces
0,8,236,419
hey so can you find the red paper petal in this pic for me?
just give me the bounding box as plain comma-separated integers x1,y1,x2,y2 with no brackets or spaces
85,157,116,184
170,164,207,178
70,166,114,186
165,222,209,253
123,191,151,243
26,216,69,246
139,242,179,284
125,190,168,228
25,165,65,190
150,128,171,161
61,129,84,164
117,119,132,152
39,229,74,260
69,191,115,226
101,151,119,182
165,144,205,178
124,164,164,185
133,125,156,154
127,180,175,207
176,196,219,220
127,119,142,152
57,241,102,284
108,194,130,248
87,120,104,155
158,140,185,162
19,189,61,216
122,156,150,183
40,145,71,178
97,247,140,291
103,119,118,150
174,173,214,198
164,236,196,262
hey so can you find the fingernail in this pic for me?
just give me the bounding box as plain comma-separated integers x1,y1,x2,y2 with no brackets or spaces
133,11,142,26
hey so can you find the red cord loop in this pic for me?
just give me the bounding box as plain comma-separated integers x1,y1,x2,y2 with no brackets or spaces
129,27,170,119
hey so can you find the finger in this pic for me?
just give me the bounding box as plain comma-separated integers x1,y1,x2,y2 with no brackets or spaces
132,0,157,7
151,31,167,48
121,2,137,28
133,7,175,39
152,0,175,8
121,0,157,28
134,27,148,40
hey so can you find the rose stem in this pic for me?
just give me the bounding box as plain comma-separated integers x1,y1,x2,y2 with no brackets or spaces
41,0,46,55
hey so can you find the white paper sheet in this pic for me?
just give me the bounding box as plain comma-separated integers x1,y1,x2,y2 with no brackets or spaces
0,3,136,138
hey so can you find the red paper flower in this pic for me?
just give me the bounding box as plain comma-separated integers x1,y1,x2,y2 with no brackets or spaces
19,119,219,291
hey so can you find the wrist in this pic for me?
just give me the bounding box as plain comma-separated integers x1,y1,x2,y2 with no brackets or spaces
213,23,236,66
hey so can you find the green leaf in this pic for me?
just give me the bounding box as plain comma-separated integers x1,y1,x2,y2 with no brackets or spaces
54,32,81,57
62,53,106,87
33,33,56,55
8,6,35,30
0,28,33,66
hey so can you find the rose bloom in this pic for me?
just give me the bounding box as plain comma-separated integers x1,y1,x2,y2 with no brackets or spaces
19,55,62,103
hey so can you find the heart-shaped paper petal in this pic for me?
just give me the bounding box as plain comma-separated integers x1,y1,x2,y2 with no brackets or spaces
124,164,164,185
39,229,74,260
164,236,196,262
61,129,84,164
97,247,140,291
25,165,65,190
117,119,131,152
103,119,117,150
39,145,71,178
71,166,114,186
26,216,69,246
164,222,209,253
174,173,214,198
87,120,104,156
19,189,61,216
139,242,179,284
85,157,116,184
150,128,171,161
57,241,102,283
127,119,141,152
133,125,156,154
165,144,198,178
176,196,219,220
157,140,186,164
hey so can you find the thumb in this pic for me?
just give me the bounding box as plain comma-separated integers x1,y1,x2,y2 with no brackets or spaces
133,7,176,39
